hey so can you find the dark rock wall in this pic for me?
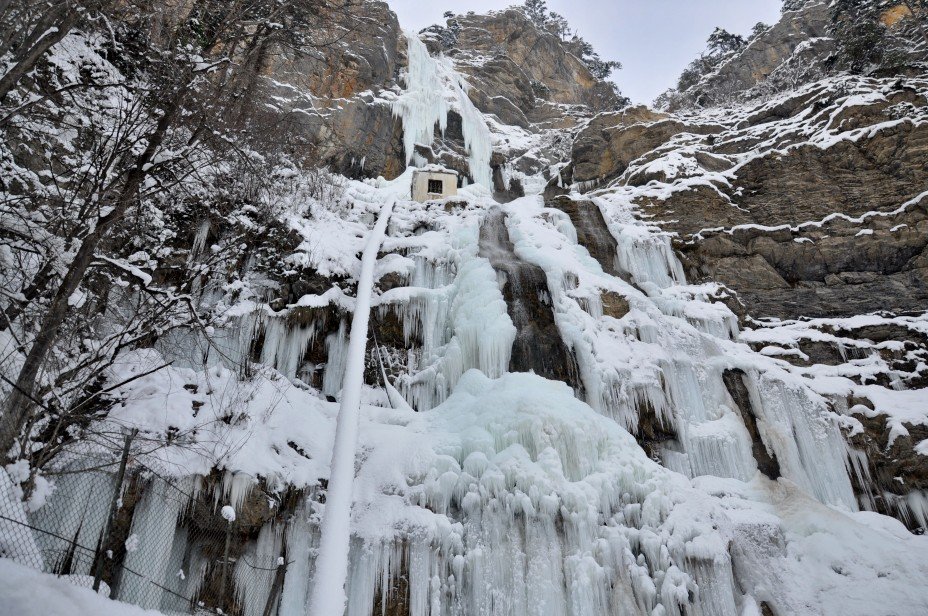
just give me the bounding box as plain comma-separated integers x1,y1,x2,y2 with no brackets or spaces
478,208,584,394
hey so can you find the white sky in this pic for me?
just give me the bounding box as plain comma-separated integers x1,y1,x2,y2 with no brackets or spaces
388,0,784,103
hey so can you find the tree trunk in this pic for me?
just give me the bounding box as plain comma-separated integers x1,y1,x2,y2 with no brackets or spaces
0,84,189,460
0,7,79,102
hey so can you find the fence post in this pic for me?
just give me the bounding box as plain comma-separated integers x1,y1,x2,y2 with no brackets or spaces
92,429,136,593
219,518,233,609
262,540,288,616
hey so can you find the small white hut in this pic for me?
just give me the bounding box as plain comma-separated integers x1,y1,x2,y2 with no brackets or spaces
412,166,458,202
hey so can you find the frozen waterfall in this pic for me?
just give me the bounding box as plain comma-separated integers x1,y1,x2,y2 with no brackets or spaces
19,176,928,616
392,32,494,188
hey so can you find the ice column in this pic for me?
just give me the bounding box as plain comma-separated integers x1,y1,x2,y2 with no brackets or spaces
118,477,189,609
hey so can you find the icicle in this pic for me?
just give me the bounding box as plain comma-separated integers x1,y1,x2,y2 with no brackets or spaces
118,477,190,609
234,523,283,616
685,547,739,616
613,231,685,289
322,321,350,398
215,471,255,513
29,469,115,575
190,220,211,259
280,508,316,616
256,315,321,381
742,371,857,509
893,490,928,530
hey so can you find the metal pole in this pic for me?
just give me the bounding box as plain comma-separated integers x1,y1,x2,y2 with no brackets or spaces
262,541,288,616
93,429,136,592
219,519,233,609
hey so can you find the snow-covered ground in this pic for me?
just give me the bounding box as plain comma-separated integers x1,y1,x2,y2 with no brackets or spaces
0,559,164,616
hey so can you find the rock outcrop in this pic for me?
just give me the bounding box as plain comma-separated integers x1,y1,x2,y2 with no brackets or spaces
674,1,832,109
447,9,620,127
569,106,722,186
574,77,928,320
257,1,408,179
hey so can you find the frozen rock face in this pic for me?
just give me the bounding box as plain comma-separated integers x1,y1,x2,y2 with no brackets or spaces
551,0,928,543
573,78,928,320
568,106,723,187
478,208,584,391
8,3,928,616
248,5,622,183
250,1,409,179
676,85,928,320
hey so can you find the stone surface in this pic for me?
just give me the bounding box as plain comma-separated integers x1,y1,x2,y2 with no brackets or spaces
670,1,832,109
478,208,584,394
847,408,928,532
547,196,623,278
449,9,620,120
723,370,782,481
570,106,722,185
632,81,928,319
601,292,631,320
258,1,408,179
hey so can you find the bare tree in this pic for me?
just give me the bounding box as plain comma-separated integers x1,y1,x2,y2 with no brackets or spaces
0,0,372,461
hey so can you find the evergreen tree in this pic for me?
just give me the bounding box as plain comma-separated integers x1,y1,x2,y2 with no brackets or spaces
707,28,747,56
751,22,772,39
523,0,548,26
421,11,462,50
782,0,809,13
546,11,571,38
674,27,747,92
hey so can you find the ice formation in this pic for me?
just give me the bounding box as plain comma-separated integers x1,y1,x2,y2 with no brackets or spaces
14,167,928,616
311,198,397,615
393,32,493,188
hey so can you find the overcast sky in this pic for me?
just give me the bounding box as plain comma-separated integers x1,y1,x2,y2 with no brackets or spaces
388,0,784,104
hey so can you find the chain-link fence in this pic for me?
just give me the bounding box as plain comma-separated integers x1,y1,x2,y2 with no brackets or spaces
0,432,296,615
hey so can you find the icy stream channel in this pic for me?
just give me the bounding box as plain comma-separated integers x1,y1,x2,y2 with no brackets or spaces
478,207,584,392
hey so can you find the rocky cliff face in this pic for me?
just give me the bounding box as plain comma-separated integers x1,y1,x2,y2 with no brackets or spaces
442,9,619,127
569,79,928,320
252,6,619,185
253,0,408,179
251,0,928,542
172,0,928,544
671,1,833,109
